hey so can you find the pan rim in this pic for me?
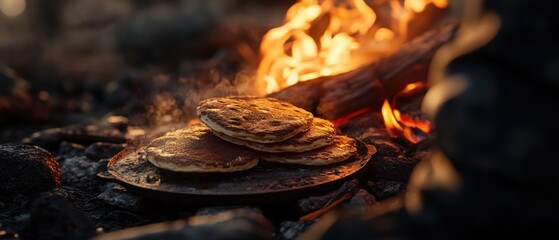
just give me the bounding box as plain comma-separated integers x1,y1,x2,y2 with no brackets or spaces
104,140,376,199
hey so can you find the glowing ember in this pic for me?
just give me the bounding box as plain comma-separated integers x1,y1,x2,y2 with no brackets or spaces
258,0,448,94
382,82,432,143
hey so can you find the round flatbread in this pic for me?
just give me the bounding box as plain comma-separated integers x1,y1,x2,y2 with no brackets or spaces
260,135,358,166
145,124,259,173
197,96,314,143
212,118,336,153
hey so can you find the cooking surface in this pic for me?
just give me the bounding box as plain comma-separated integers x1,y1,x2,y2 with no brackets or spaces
104,140,375,203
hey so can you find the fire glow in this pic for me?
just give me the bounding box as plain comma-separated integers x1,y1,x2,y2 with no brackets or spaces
258,0,448,94
382,82,432,143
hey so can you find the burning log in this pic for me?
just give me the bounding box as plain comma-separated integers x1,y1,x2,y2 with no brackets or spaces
269,22,459,120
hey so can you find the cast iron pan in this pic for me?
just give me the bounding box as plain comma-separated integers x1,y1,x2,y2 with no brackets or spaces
98,140,376,205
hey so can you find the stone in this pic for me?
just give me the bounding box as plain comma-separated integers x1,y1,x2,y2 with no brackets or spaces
61,156,102,191
343,189,377,212
96,183,142,211
22,125,126,151
57,141,85,160
0,143,60,195
84,142,125,160
21,194,96,240
367,180,407,201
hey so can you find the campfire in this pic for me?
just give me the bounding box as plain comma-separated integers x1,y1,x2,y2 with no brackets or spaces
4,0,552,239
258,0,447,94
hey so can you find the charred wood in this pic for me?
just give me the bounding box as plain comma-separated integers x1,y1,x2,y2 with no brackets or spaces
269,22,459,120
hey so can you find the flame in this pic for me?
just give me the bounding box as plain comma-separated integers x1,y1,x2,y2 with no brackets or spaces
258,0,448,94
382,100,405,137
382,82,432,143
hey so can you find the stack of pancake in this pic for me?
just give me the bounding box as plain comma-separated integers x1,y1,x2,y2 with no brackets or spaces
145,96,358,173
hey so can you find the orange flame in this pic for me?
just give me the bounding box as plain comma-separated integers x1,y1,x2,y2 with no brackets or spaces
382,99,405,137
382,82,432,143
258,0,448,94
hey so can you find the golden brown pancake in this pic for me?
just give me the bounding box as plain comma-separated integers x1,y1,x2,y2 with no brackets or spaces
260,135,358,166
212,118,336,153
145,124,259,173
197,96,314,143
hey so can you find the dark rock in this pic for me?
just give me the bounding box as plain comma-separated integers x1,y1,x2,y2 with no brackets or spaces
0,194,33,234
98,159,110,172
368,156,419,182
298,180,360,214
43,186,90,203
278,220,315,240
367,180,407,201
57,141,85,160
94,209,274,240
0,143,60,196
21,194,96,240
343,189,377,212
96,183,142,211
61,156,102,191
85,142,125,160
22,125,126,151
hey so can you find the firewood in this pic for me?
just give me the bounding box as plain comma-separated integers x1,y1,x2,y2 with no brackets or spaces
269,22,459,120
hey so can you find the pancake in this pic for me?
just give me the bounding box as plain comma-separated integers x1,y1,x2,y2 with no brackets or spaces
145,124,259,173
260,135,358,166
197,96,314,143
212,118,336,153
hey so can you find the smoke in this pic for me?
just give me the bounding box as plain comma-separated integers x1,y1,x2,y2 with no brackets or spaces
146,57,264,126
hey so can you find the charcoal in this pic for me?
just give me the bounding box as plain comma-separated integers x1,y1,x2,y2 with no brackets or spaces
195,206,262,216
339,112,386,136
298,179,359,214
278,220,315,240
96,183,142,211
0,194,33,235
43,186,90,203
22,125,126,151
21,195,96,240
94,209,273,240
367,156,419,182
57,141,85,160
365,139,403,158
0,143,60,196
61,156,102,192
84,142,125,160
367,180,407,200
342,189,377,212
